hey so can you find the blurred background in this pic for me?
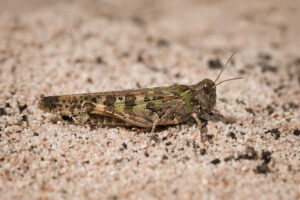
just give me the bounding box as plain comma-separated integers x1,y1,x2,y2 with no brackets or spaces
1,0,300,52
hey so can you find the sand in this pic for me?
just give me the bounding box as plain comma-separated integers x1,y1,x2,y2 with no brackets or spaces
0,0,299,199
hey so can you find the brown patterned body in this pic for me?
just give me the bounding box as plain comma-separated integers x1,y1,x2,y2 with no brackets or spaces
38,79,217,130
38,87,182,115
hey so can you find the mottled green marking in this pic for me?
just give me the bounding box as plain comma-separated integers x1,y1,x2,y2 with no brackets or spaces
181,91,191,112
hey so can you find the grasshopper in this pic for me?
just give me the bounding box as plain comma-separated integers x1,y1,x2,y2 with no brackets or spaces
38,54,241,143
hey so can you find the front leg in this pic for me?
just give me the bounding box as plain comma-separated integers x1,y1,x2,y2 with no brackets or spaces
192,113,207,142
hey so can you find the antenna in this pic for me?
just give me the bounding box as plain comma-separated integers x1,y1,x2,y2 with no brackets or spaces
213,77,243,88
214,52,235,83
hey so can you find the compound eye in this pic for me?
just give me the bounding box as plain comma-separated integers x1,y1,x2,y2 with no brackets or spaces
203,84,210,94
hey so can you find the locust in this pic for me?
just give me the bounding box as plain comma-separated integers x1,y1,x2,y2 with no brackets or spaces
38,54,241,144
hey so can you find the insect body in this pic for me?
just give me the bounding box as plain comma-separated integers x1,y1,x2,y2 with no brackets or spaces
38,54,241,140
38,79,216,129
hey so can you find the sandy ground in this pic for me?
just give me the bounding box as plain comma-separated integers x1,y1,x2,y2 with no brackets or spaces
0,0,300,199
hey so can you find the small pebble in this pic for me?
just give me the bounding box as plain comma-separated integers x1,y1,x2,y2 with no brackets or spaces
18,104,28,113
293,129,300,136
256,163,270,174
208,58,222,69
211,159,221,165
